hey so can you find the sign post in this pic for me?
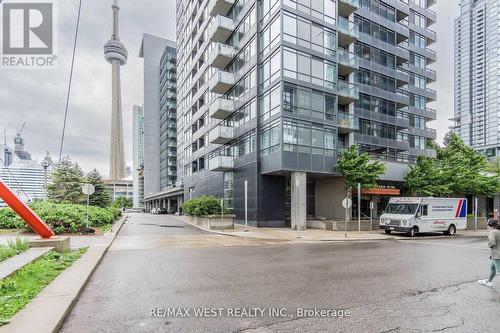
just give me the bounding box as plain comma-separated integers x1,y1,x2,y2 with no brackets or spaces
357,183,361,232
474,196,478,231
244,180,248,232
342,197,352,238
82,184,95,228
370,201,374,232
220,198,224,232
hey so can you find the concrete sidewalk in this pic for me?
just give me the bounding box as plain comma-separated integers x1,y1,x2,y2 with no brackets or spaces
0,215,128,333
172,215,490,242
172,215,393,241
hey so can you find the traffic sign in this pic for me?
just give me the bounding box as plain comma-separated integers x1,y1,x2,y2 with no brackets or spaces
82,184,95,195
342,197,352,209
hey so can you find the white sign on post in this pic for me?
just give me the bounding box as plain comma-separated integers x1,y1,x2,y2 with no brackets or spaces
82,184,95,195
342,197,352,209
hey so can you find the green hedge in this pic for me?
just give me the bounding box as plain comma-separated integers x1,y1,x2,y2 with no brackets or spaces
182,196,229,217
0,202,121,234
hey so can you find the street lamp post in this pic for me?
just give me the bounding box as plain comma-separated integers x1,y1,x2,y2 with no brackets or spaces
40,152,52,201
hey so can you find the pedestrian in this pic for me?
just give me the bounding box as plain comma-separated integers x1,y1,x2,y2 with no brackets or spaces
478,219,500,287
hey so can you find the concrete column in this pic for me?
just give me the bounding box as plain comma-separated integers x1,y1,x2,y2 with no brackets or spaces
167,198,171,212
291,172,307,230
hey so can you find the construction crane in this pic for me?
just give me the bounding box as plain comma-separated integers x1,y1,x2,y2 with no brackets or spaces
14,123,25,150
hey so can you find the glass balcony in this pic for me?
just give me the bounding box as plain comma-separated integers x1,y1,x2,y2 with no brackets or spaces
208,70,235,95
208,15,234,44
208,155,234,172
209,98,234,119
337,80,359,105
338,0,359,17
208,0,235,17
208,43,235,69
209,125,233,144
337,49,359,75
337,17,359,47
337,112,360,134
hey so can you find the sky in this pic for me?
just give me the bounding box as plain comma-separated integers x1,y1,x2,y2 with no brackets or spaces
0,0,458,176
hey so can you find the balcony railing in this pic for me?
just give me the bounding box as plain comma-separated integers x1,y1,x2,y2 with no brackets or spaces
208,70,235,95
337,16,359,46
209,125,233,144
338,0,359,16
208,43,235,69
208,155,234,172
338,112,360,134
337,80,359,104
208,0,235,17
337,49,359,75
209,98,234,119
208,15,234,44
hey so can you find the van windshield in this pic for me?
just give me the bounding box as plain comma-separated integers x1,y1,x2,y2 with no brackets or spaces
385,203,419,215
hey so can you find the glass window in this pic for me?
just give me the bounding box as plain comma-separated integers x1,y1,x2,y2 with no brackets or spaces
298,123,311,146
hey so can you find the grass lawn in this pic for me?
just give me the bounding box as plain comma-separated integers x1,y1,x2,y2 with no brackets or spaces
0,238,29,262
100,224,113,233
0,248,87,325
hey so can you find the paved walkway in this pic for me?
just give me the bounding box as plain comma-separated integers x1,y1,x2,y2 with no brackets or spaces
173,215,489,242
60,214,498,333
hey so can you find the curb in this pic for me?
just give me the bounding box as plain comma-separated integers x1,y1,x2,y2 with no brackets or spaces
169,215,396,242
0,215,127,333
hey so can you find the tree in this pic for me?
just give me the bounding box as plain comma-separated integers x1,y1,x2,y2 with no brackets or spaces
405,156,452,197
336,145,387,196
487,157,500,174
85,169,111,208
113,196,132,209
404,133,500,199
47,158,85,204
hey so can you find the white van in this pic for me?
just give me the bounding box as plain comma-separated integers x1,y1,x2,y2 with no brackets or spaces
379,197,467,237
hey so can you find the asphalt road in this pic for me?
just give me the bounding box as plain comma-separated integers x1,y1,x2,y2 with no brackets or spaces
60,214,500,333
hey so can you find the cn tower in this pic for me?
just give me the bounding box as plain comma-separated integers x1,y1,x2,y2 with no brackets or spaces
104,0,127,180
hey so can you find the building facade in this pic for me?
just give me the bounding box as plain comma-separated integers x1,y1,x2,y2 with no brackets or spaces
139,34,182,212
0,143,14,167
0,159,48,208
175,0,437,227
453,0,500,157
132,105,145,208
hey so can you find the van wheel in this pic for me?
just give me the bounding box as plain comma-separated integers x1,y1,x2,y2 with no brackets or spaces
385,230,392,235
445,225,456,236
409,227,417,237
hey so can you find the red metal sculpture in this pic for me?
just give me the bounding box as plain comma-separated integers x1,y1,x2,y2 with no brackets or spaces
0,179,54,239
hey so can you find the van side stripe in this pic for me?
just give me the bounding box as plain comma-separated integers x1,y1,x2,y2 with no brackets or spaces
460,199,467,218
455,200,463,218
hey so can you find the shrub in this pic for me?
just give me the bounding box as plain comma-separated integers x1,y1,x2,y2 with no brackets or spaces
0,202,121,234
182,196,229,217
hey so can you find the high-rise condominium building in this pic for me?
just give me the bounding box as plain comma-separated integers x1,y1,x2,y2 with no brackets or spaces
140,35,183,212
454,0,500,157
132,105,145,208
175,0,437,227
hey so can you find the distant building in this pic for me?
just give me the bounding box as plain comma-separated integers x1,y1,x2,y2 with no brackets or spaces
0,159,49,207
139,34,182,212
132,105,144,208
453,0,500,158
13,130,31,161
104,176,133,203
0,143,15,167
